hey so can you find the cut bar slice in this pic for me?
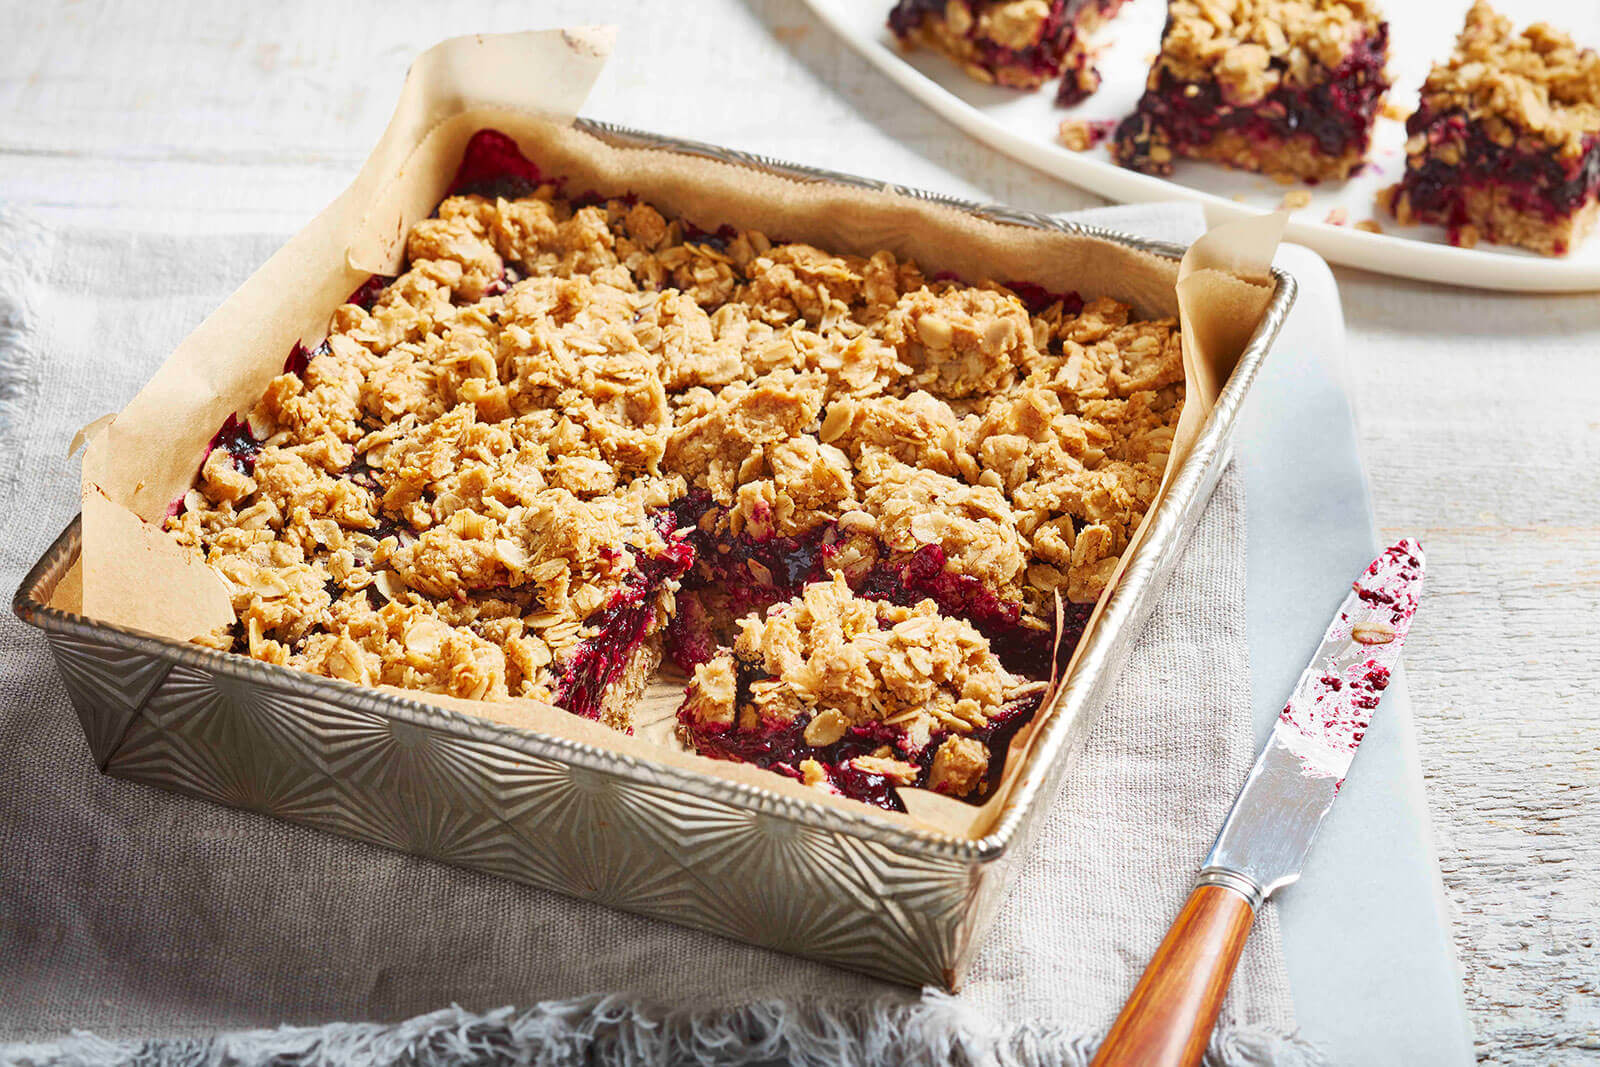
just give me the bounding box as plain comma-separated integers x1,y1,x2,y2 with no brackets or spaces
1382,2,1600,256
888,0,1127,102
676,574,1048,810
1112,0,1390,182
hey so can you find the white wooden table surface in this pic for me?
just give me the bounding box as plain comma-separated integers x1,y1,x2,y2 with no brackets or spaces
3,2,1597,1061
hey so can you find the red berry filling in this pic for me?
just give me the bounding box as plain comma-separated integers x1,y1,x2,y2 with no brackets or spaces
552,514,696,722
447,128,547,200
1395,108,1600,245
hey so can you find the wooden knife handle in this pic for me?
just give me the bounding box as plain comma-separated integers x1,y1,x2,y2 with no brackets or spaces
1090,882,1258,1067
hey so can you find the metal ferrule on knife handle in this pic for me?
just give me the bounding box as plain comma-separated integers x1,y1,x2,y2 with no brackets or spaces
1194,868,1265,911
1093,539,1425,1067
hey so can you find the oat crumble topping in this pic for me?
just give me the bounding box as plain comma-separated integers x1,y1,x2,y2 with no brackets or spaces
1415,2,1600,159
1155,0,1386,102
166,135,1183,808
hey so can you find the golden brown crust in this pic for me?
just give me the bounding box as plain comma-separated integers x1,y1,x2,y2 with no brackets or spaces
600,638,665,733
1384,181,1600,256
1185,128,1371,182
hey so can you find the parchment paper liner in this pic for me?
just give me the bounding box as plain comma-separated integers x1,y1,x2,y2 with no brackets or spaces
73,29,1281,840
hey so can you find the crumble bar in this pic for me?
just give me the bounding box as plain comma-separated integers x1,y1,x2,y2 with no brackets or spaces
1382,2,1600,256
680,574,1048,804
888,0,1129,104
166,130,1184,810
1112,0,1391,182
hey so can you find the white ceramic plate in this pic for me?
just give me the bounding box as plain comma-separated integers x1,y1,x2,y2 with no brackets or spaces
805,0,1600,291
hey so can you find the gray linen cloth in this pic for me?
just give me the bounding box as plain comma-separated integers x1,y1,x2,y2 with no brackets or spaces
0,203,1318,1065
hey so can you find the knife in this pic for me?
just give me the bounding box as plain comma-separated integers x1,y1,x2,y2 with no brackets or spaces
1091,538,1426,1067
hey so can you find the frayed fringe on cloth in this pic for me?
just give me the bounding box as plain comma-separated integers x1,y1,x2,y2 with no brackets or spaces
0,206,52,496
1,994,1323,1067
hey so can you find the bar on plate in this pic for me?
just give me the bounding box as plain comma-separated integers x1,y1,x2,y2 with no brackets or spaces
1112,0,1390,182
1382,2,1600,256
887,0,1128,103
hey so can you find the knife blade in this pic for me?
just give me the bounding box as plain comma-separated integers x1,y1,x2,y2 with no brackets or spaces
1200,536,1425,902
1092,538,1426,1067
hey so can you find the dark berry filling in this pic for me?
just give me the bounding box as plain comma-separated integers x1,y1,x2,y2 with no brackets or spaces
1054,0,1126,107
658,485,1087,808
1115,27,1389,173
661,493,1091,806
1395,108,1600,247
1054,79,1094,108
206,415,262,476
663,587,721,674
665,494,1086,680
999,281,1084,317
345,273,394,312
682,222,741,253
663,492,833,671
859,544,1089,678
552,515,696,722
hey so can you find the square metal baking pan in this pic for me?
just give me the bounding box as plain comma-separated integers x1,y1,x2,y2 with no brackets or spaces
12,118,1296,990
